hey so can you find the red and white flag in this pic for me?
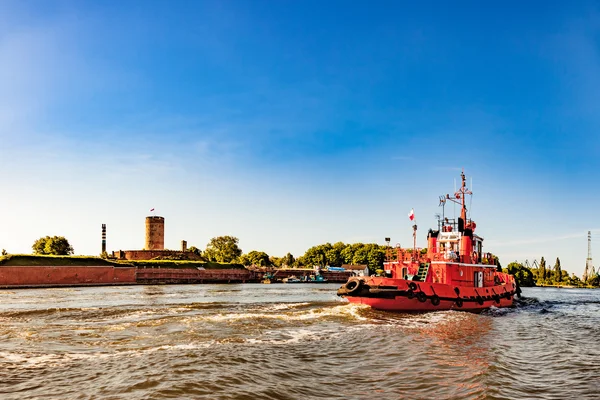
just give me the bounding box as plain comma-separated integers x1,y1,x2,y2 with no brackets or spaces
408,208,414,221
150,208,155,212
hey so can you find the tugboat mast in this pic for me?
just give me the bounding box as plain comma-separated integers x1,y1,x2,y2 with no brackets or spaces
445,170,472,226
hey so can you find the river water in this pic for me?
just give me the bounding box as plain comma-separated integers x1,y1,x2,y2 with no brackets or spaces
0,284,598,399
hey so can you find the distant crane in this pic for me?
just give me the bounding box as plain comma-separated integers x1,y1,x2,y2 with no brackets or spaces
524,259,539,269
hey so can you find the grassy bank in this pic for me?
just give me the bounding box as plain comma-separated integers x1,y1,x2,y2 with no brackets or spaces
124,260,246,270
0,255,247,270
0,254,128,267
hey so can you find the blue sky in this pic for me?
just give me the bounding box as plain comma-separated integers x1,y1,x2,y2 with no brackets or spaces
1,1,599,276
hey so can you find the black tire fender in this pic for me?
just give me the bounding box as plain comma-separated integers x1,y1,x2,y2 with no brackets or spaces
417,292,427,303
344,279,362,295
407,289,414,299
430,295,440,306
476,296,484,305
408,282,417,291
455,298,463,308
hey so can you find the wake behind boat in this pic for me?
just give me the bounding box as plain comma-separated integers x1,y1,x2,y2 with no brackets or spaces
337,171,517,312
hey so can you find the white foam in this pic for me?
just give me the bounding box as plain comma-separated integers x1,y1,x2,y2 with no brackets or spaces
0,342,215,369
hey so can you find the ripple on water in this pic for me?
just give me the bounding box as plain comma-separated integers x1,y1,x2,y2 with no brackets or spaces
0,285,598,400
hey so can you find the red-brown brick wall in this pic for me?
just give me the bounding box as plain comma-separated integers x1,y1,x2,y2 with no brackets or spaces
0,266,137,287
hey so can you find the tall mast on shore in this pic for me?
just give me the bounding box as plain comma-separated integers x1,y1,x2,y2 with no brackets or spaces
584,231,593,281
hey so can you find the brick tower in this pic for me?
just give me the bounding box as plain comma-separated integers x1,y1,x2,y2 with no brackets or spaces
145,216,165,250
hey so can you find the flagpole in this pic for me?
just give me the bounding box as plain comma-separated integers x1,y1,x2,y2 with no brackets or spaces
413,220,417,260
409,208,417,261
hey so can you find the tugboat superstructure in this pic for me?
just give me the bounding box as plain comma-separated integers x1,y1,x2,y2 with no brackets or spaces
337,171,517,312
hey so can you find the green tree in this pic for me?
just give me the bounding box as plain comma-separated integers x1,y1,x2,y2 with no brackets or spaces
588,274,600,287
553,257,562,283
538,257,547,284
188,246,202,256
341,243,363,264
352,246,369,265
506,261,536,287
281,252,295,268
566,273,582,287
325,242,346,268
301,243,333,267
240,250,271,267
270,256,283,268
366,245,386,273
32,236,74,255
204,236,242,263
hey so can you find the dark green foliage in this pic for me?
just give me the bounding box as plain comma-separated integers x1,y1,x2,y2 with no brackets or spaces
538,257,547,284
299,243,333,268
297,242,387,274
554,257,562,283
188,246,202,256
531,255,590,287
588,274,600,287
128,260,245,270
0,254,123,266
32,236,74,256
270,256,283,268
204,236,242,263
151,253,194,260
505,262,536,287
281,253,295,268
239,251,271,267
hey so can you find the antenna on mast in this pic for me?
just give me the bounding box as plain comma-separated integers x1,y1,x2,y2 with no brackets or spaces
469,176,473,220
435,213,442,231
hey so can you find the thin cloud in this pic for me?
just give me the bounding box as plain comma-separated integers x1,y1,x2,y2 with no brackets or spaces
432,166,462,171
488,230,597,247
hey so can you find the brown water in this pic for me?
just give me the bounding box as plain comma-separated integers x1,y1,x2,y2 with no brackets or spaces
0,284,598,399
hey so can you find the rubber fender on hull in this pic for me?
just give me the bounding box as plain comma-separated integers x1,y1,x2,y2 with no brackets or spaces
430,295,440,306
455,298,463,307
416,292,427,303
344,279,362,295
408,282,417,291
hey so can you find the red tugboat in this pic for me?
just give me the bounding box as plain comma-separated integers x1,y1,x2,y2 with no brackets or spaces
337,171,517,312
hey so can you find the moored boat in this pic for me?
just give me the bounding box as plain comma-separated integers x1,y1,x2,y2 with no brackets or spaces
283,276,302,283
337,171,518,312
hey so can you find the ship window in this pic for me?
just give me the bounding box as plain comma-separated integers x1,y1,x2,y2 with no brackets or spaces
474,271,483,287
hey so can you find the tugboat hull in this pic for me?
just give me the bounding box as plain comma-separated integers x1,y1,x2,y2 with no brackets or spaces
344,292,513,312
338,275,516,312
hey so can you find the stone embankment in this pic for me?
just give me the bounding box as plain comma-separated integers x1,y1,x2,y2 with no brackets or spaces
0,255,355,287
